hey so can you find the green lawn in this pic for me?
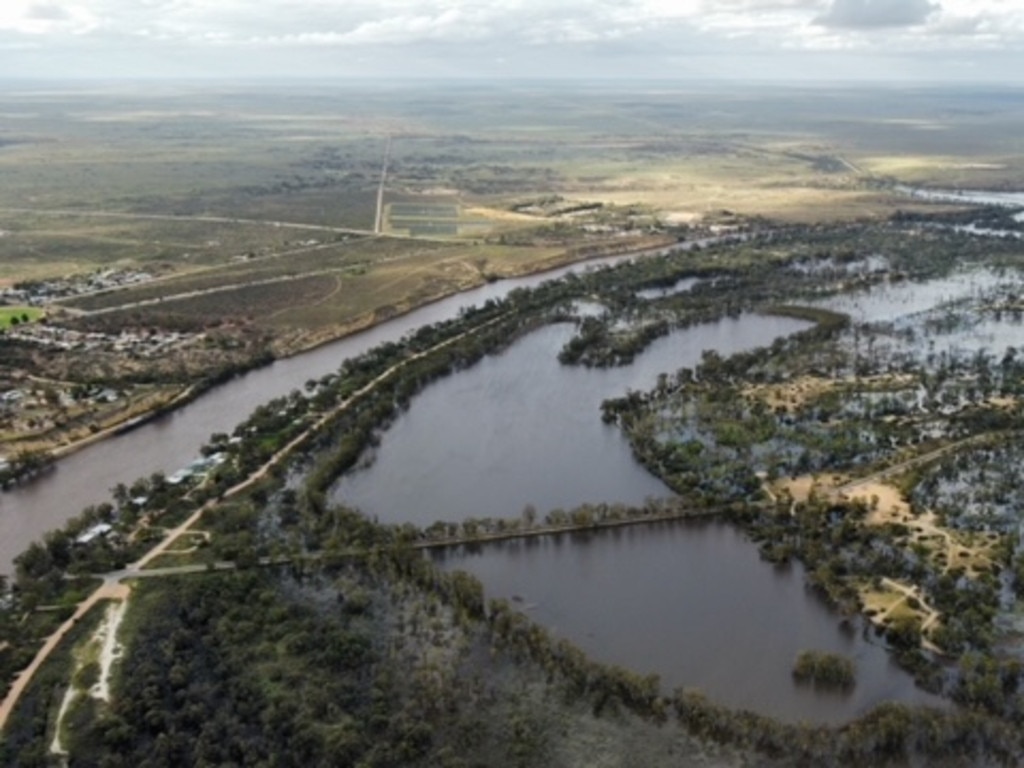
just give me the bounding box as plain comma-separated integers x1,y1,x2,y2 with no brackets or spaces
0,306,43,329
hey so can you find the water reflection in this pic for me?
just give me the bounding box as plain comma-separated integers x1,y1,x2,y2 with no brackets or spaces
435,519,946,724
335,314,811,525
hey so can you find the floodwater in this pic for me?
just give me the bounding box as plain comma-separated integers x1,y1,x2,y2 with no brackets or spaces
636,277,702,300
333,314,812,525
0,245,672,573
814,269,1005,324
898,185,1024,210
1,234,954,726
433,519,946,724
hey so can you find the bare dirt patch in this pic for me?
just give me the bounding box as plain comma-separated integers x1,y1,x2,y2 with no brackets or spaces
773,473,847,505
859,578,941,651
843,481,998,578
462,205,537,223
92,599,128,703
844,481,912,526
744,376,836,412
745,373,918,413
661,211,703,225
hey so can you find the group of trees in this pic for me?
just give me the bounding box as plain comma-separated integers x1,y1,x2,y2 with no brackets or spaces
586,221,1024,723
9,213,1024,764
792,650,856,690
0,449,54,490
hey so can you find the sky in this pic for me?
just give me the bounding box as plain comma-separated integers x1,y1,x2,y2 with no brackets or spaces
0,0,1022,82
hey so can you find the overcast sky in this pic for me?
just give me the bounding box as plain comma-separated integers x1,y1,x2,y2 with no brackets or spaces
0,0,1021,82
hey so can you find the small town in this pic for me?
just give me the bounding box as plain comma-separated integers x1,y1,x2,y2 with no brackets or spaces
1,322,196,358
0,268,154,307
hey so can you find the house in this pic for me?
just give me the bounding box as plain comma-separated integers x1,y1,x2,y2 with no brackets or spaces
167,469,193,485
75,523,113,546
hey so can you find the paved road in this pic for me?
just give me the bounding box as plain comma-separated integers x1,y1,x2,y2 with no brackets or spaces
375,136,392,235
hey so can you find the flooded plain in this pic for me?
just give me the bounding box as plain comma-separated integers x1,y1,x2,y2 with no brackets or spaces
0,247,667,572
433,520,945,723
333,314,811,525
0,243,984,725
333,306,953,723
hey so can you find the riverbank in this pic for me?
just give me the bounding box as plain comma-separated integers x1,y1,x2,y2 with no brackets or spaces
47,385,198,461
6,219,1024,764
2,236,681,492
266,234,678,359
0,308,519,729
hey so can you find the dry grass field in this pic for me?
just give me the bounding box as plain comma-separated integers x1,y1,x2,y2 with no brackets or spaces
3,83,1022,385
4,84,1019,286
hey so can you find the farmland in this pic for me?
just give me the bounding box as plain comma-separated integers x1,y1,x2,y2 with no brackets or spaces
55,237,574,354
1,82,1023,466
0,307,41,329
7,81,1024,766
385,201,497,237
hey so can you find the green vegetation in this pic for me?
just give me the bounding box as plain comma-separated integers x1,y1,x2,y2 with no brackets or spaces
793,651,856,690
16,567,753,768
0,307,41,329
0,601,110,768
6,85,1024,765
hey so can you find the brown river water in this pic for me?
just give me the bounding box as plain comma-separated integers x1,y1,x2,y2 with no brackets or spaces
1,245,948,723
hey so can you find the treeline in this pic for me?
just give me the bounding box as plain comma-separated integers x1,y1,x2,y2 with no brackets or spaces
418,495,726,546
553,212,1024,371
792,650,856,690
558,315,672,368
673,691,1018,766
483,562,1020,766
0,449,54,491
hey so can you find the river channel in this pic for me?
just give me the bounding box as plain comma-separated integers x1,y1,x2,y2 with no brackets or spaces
899,185,1024,216
0,238,951,725
0,247,666,572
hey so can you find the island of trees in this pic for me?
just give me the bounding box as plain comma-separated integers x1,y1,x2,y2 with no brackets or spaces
5,210,1024,765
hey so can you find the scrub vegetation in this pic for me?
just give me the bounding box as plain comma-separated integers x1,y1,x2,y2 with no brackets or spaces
5,85,1024,765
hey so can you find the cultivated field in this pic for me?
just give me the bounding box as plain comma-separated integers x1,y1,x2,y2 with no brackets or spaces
0,307,42,329
2,82,1021,425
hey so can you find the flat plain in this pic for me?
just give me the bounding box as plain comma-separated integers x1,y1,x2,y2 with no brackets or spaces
6,83,1024,766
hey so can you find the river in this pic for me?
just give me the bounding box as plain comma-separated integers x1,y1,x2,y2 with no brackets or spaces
0,246,672,573
898,185,1024,222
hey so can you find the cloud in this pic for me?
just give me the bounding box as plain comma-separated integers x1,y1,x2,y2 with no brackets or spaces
0,0,1022,81
0,1,97,34
814,0,940,29
26,3,71,21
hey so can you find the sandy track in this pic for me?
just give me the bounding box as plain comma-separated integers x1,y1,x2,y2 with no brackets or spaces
0,580,129,729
